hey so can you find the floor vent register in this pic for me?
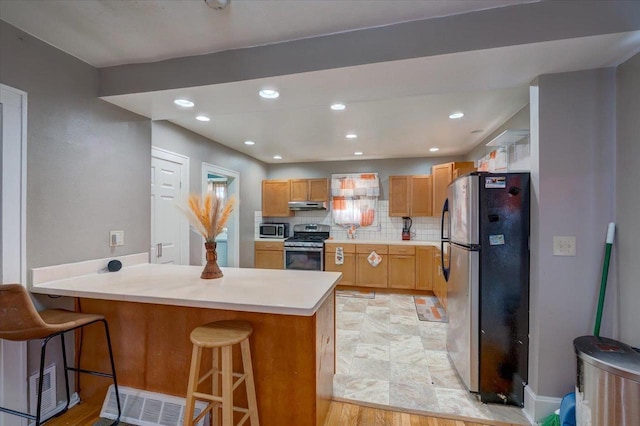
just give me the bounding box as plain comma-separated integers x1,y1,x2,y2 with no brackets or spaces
101,385,208,426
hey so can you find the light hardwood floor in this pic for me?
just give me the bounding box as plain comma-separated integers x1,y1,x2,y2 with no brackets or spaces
42,400,520,426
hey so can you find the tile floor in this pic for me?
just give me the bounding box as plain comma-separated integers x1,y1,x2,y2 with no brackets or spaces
334,292,530,425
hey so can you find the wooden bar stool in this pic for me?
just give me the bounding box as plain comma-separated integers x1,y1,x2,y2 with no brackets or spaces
183,320,259,426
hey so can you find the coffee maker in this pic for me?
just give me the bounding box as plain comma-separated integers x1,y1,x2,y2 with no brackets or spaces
402,217,412,240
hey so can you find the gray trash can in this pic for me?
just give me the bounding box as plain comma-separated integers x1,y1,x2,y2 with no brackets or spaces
574,336,640,426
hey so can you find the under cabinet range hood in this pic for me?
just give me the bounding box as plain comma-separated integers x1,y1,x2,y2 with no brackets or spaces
288,201,327,211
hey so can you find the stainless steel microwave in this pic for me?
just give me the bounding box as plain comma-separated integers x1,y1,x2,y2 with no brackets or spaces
259,223,289,239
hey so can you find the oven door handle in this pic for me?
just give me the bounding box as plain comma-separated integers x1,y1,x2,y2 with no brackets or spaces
284,247,323,252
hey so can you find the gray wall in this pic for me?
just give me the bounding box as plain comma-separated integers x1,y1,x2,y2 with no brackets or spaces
615,53,640,347
0,20,152,407
268,156,465,200
0,21,151,269
152,121,268,267
529,68,616,401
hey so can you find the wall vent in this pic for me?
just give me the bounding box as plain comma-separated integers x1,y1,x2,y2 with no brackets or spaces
100,385,208,426
28,364,57,418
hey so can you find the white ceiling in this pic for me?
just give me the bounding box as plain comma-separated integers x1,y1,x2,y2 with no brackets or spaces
2,1,639,164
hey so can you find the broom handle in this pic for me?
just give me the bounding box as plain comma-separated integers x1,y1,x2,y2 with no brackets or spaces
594,223,615,337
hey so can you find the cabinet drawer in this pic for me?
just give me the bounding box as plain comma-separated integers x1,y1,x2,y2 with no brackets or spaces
254,241,284,251
324,243,356,253
388,245,416,255
356,244,388,254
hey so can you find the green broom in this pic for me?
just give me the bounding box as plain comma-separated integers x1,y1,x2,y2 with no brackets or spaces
593,223,615,337
541,409,560,426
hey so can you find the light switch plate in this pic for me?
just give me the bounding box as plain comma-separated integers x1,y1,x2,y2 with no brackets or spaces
109,231,124,247
553,236,576,256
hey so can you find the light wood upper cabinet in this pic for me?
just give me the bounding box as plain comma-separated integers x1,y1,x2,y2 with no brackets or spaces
254,240,284,269
416,246,434,291
432,162,475,216
411,175,433,216
290,178,328,202
262,180,293,217
389,175,433,217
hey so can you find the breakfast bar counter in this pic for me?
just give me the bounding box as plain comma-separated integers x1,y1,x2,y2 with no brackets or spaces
31,264,341,426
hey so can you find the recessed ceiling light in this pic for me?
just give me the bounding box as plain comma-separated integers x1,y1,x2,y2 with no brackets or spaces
244,140,255,145
259,89,279,99
429,147,440,152
346,133,357,139
273,155,282,160
195,115,210,122
449,112,464,119
331,103,346,111
174,99,194,108
354,151,363,156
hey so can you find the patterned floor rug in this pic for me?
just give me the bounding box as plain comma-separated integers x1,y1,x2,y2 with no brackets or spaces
336,290,375,299
414,295,448,322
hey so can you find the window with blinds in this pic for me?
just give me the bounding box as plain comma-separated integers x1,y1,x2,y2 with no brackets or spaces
331,173,380,228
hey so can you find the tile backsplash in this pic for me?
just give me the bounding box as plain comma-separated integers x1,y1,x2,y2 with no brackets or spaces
256,200,441,241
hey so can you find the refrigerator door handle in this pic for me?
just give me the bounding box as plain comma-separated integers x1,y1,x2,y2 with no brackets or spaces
441,198,450,241
441,198,451,282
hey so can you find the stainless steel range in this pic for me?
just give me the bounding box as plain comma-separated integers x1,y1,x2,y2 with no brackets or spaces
284,224,330,271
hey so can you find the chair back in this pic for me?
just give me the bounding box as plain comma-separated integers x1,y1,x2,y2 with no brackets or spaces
0,284,51,341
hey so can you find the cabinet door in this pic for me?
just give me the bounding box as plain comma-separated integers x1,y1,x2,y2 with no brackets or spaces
356,254,388,288
432,163,454,218
388,255,416,289
388,176,410,217
254,250,284,269
290,179,309,201
262,180,293,217
411,175,433,217
308,178,328,202
325,252,356,286
416,246,434,291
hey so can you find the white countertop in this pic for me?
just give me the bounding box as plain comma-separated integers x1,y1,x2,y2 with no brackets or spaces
31,264,341,316
326,239,439,246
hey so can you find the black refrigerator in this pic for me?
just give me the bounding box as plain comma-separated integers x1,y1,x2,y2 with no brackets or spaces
441,172,530,406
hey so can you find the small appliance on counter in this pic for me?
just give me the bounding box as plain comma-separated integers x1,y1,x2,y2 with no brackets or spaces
402,217,412,240
259,222,289,239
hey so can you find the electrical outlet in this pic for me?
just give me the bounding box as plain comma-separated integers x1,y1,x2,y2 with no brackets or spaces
109,231,124,247
553,236,576,256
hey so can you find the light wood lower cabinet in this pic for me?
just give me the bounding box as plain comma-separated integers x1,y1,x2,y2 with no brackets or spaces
355,244,388,288
328,242,440,292
416,246,434,291
254,240,284,269
324,243,356,286
388,245,416,289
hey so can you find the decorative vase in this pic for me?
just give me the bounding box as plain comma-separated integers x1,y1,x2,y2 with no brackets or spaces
202,242,223,279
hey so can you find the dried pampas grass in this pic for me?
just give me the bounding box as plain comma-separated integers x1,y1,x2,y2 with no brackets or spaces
181,193,236,242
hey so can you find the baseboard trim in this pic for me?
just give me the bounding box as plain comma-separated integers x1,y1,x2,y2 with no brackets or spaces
523,385,562,424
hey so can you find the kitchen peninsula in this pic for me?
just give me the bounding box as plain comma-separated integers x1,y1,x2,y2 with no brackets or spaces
30,261,341,426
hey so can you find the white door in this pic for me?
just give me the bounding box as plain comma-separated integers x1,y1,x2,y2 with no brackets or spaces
1,84,28,425
151,148,189,265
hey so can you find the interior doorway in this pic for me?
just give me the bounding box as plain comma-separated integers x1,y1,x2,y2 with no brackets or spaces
151,147,189,265
1,83,28,426
201,163,239,267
